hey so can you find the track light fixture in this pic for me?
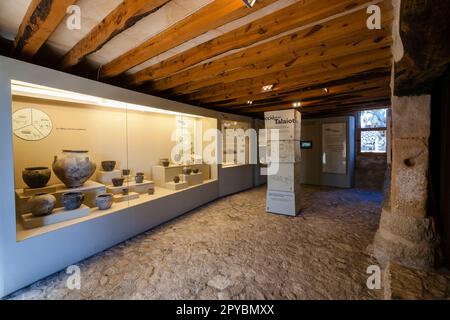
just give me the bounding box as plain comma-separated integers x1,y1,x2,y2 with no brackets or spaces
242,0,257,8
292,101,302,108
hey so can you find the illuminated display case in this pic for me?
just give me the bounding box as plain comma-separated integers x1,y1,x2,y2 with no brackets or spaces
221,119,251,168
11,80,218,241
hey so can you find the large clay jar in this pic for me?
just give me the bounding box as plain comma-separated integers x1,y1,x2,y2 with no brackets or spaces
52,150,96,188
22,167,51,189
28,193,56,217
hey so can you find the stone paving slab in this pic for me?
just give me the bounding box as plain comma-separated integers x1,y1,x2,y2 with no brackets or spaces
6,186,384,300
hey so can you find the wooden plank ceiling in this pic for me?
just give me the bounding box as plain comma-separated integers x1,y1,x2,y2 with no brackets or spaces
0,0,393,116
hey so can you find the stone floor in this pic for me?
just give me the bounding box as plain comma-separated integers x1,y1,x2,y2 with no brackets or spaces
6,186,384,300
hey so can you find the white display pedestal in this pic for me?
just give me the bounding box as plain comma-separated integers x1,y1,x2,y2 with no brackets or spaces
165,181,189,191
96,170,121,185
180,173,203,186
22,185,57,197
15,180,106,215
113,192,139,203
265,110,302,216
21,205,91,229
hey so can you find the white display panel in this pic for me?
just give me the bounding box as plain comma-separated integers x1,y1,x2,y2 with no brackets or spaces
322,123,347,174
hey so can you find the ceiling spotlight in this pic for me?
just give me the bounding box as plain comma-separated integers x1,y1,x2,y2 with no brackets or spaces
242,0,257,8
322,88,329,94
262,84,274,92
292,101,302,108
247,100,253,105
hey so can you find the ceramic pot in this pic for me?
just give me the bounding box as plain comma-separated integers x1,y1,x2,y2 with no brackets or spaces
173,176,180,184
135,175,144,184
28,193,56,217
101,161,116,172
148,188,155,195
22,167,51,189
52,150,96,188
193,169,199,174
160,159,170,167
122,188,129,196
96,194,113,210
112,178,124,187
182,167,192,175
61,192,85,211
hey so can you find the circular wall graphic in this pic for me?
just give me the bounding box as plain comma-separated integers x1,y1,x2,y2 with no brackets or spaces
12,108,53,141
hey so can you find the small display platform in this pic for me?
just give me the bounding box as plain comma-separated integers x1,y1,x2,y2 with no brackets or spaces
21,204,91,229
106,180,154,194
164,181,189,190
180,173,203,186
113,192,139,203
96,170,121,185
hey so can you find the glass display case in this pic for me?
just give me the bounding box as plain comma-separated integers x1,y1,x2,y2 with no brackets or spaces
221,119,251,168
11,80,218,240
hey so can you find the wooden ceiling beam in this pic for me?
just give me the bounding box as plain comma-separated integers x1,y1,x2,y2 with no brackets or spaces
149,1,393,92
183,49,392,102
165,32,391,95
60,0,171,70
239,90,390,113
126,0,377,87
224,79,390,109
99,0,278,79
13,0,76,59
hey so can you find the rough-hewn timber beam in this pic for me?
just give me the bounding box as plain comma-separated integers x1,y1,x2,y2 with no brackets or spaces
60,0,170,70
99,0,278,79
14,0,76,59
126,0,375,87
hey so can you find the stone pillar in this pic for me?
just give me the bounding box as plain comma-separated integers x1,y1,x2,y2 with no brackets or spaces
373,95,441,269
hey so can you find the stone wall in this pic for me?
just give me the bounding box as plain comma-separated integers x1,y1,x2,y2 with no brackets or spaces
355,154,387,191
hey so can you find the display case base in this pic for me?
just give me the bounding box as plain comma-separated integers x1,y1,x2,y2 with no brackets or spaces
113,192,139,203
96,170,121,185
21,205,91,229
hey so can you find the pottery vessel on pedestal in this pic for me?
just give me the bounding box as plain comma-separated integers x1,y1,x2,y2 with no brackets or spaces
122,188,129,195
28,193,56,217
52,150,96,188
135,175,144,184
160,159,170,167
22,167,51,189
122,169,131,176
193,169,199,174
112,178,124,187
148,187,155,195
182,167,192,175
101,161,116,172
96,194,113,210
173,176,180,184
61,192,85,211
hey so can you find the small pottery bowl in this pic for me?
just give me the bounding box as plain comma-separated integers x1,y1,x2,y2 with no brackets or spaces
28,193,56,217
160,159,170,167
148,188,155,195
61,192,85,211
101,161,116,172
22,167,51,189
122,169,131,176
122,188,129,196
135,175,144,184
173,176,180,184
112,178,125,187
193,169,199,174
182,167,192,175
96,193,113,210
